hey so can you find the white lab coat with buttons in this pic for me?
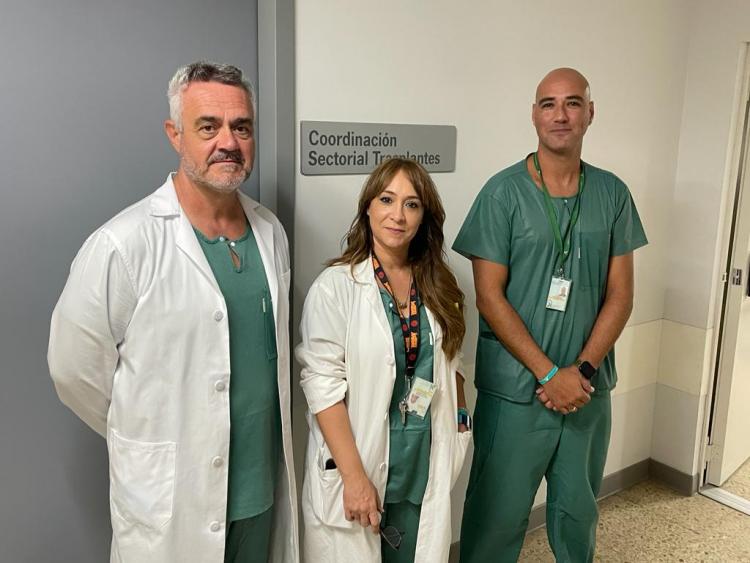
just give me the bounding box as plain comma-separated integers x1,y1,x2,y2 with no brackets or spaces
296,259,472,563
48,176,299,563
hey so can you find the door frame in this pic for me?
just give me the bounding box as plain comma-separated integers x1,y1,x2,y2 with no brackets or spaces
702,42,750,488
257,0,295,242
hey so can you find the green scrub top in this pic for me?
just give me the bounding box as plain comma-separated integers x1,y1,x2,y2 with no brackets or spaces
195,225,281,522
379,289,433,505
452,159,648,403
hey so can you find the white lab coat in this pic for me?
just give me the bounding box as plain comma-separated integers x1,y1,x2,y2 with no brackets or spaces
296,259,472,563
48,176,299,563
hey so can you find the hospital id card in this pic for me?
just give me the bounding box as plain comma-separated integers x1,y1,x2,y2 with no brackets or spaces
546,276,572,312
407,377,437,418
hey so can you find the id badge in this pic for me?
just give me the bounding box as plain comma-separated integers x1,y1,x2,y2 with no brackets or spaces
406,377,437,418
546,275,572,312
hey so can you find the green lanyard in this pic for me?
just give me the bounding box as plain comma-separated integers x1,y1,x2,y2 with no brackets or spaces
533,152,586,277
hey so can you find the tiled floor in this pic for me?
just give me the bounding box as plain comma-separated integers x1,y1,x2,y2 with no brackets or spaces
518,480,750,562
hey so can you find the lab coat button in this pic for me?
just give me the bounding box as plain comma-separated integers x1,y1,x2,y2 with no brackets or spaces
214,380,226,392
210,521,221,532
386,357,394,366
212,456,224,468
213,310,224,321
379,462,387,472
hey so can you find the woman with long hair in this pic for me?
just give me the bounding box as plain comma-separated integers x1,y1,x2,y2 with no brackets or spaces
297,158,472,562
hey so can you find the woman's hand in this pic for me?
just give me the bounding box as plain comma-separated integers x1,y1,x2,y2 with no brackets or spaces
314,401,381,531
342,471,382,534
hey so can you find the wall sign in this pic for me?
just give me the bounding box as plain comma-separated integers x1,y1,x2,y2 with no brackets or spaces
300,121,456,175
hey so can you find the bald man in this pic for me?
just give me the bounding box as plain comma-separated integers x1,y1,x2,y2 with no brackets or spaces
453,68,648,562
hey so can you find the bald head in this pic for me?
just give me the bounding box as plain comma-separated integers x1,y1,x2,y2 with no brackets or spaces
531,67,594,156
535,68,591,103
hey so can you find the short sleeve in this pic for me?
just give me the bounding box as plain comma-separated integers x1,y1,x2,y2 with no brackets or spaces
610,181,648,256
452,188,511,265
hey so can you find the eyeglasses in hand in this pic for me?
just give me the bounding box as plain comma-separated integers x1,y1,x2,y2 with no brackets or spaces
380,525,405,551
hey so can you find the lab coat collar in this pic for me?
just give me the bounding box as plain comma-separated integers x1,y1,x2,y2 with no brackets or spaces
349,257,405,344
147,174,262,217
349,257,375,285
148,174,267,297
148,174,181,217
350,257,443,343
241,193,278,318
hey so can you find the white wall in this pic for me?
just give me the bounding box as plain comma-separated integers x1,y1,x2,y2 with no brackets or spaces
293,0,692,543
653,0,750,478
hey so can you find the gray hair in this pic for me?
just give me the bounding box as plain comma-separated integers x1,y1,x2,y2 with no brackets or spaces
167,61,256,130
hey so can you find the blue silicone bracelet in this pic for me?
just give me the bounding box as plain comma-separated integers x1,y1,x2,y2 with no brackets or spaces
457,408,472,430
538,365,559,385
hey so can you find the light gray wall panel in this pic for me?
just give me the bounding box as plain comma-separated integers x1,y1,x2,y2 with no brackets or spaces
0,1,258,561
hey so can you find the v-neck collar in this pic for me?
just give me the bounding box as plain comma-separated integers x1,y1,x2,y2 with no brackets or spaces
193,223,251,245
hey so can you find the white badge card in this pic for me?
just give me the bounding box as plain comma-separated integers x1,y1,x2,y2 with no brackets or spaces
546,276,572,312
407,377,437,418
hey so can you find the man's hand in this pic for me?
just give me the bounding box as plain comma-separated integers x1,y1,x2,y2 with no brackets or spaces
342,470,382,534
535,366,593,414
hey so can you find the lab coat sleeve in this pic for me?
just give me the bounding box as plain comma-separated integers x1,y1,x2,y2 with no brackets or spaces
455,349,466,380
48,229,137,437
296,275,349,414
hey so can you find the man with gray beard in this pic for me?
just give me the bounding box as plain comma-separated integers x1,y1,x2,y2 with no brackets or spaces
48,61,299,563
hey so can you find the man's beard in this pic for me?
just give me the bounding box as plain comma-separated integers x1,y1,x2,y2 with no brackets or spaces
181,150,250,194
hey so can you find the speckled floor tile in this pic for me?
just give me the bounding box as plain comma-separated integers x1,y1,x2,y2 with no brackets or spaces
722,457,750,500
517,479,750,562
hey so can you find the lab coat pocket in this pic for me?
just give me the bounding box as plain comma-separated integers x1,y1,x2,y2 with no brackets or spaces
451,430,473,488
310,454,350,529
109,430,176,530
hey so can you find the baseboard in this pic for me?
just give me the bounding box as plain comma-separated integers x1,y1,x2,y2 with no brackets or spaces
526,458,651,531
648,459,701,496
447,459,651,561
448,459,698,558
599,458,652,498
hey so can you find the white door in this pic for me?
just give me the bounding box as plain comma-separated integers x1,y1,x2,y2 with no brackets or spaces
706,52,750,486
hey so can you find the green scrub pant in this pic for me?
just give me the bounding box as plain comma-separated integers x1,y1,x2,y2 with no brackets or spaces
381,501,421,563
459,391,611,563
224,505,274,563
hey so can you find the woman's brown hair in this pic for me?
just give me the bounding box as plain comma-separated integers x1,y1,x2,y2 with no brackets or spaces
328,158,465,360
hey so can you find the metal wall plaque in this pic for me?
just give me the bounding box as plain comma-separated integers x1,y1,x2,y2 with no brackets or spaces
300,121,456,175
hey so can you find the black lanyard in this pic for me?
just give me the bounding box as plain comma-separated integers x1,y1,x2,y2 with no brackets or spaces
533,152,586,277
372,254,420,379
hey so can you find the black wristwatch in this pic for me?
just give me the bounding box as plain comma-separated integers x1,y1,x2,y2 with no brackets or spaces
576,359,597,380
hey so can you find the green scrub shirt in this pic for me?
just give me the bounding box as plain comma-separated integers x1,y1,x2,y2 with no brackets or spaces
379,289,433,505
195,225,281,523
452,159,647,403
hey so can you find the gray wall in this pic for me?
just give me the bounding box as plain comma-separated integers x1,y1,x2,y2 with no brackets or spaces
0,2,259,561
